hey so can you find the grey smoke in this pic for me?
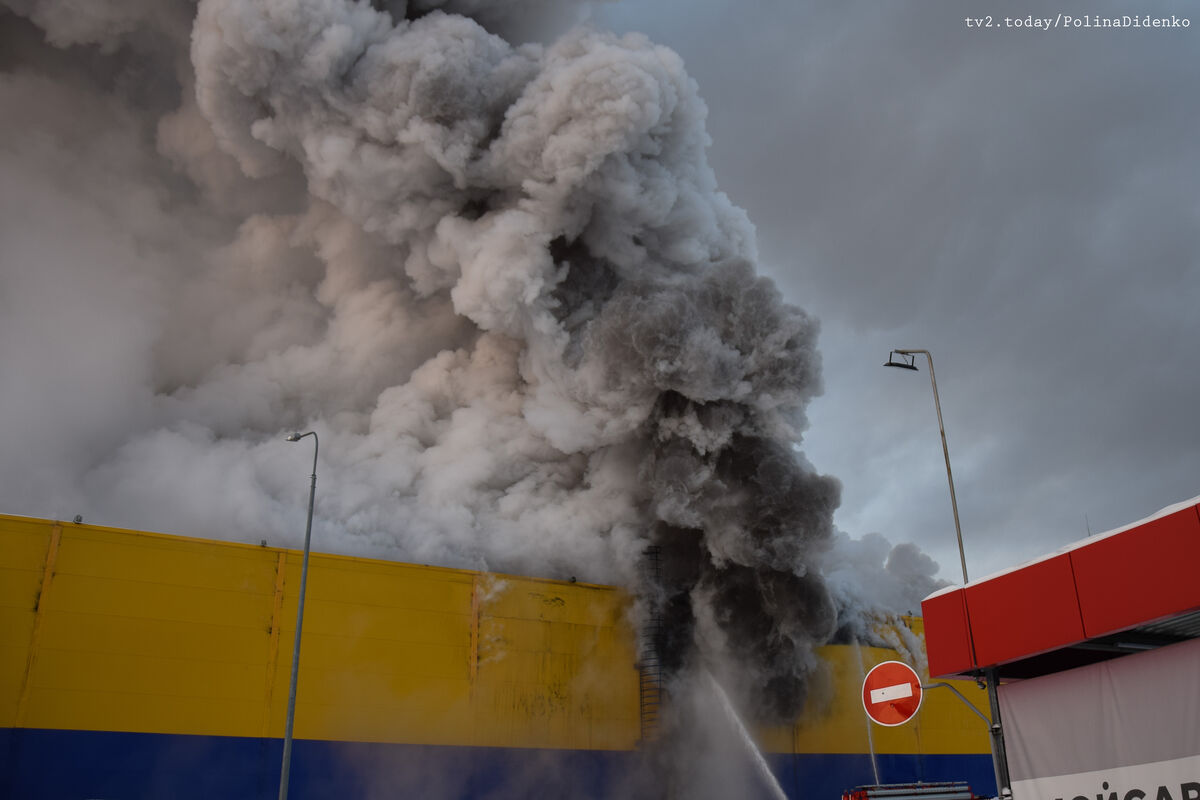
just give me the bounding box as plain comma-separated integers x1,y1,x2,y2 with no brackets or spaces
822,530,948,646
1,0,931,729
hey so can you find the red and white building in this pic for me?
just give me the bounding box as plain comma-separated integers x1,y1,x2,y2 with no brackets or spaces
922,497,1200,800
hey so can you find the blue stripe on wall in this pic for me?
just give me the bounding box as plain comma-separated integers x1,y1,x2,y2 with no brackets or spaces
1,728,995,799
772,752,996,800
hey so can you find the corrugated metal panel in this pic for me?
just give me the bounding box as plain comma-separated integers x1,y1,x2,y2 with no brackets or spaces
0,513,992,794
0,519,55,727
0,515,639,750
785,644,992,758
1141,608,1200,639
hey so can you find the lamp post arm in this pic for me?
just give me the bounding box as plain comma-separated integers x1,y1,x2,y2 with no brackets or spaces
309,433,318,487
894,349,969,584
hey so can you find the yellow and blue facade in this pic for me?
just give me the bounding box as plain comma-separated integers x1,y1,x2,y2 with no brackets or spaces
0,514,993,798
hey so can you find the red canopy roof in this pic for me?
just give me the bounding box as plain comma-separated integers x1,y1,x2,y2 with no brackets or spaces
921,498,1200,679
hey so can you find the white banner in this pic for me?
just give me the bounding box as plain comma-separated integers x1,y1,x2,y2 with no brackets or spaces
999,638,1200,800
1011,754,1200,800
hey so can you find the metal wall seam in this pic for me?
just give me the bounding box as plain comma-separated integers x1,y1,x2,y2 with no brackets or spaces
262,550,287,737
14,523,61,728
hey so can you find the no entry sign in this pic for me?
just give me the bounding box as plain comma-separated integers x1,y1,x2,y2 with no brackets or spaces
862,660,923,726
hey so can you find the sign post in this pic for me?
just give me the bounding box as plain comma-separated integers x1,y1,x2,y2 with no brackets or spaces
862,660,923,727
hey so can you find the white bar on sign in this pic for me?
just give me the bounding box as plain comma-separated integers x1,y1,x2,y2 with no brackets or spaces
870,682,914,704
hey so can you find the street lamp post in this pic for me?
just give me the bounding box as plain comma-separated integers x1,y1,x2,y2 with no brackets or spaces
884,350,1012,797
279,430,318,800
884,349,969,584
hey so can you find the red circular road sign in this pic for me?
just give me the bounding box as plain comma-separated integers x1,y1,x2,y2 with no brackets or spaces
862,660,923,726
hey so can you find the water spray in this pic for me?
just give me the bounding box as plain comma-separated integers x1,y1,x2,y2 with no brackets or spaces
704,669,790,800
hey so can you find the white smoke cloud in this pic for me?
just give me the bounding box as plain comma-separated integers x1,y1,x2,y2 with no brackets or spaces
3,0,187,49
1,0,938,739
821,529,948,645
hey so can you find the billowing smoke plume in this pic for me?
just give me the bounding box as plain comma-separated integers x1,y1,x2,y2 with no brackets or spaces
0,0,910,726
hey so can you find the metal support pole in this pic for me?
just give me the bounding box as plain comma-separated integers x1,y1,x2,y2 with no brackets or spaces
891,349,969,584
924,681,1007,796
983,668,1012,799
279,431,318,800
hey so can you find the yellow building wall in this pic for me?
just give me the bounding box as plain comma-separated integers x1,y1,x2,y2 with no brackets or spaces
0,514,989,758
0,515,639,750
761,640,993,756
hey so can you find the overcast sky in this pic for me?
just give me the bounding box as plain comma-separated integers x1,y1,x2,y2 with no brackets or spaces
598,0,1200,580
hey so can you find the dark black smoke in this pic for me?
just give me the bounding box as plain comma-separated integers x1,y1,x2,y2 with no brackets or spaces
584,258,841,719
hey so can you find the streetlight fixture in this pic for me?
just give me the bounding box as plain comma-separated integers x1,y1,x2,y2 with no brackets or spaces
883,349,968,584
278,430,318,800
